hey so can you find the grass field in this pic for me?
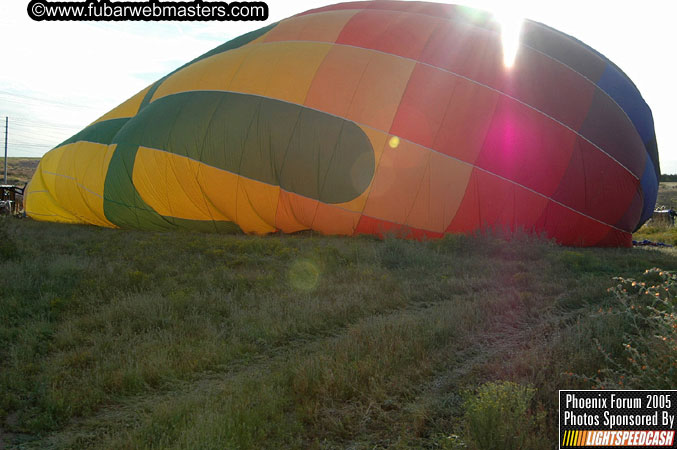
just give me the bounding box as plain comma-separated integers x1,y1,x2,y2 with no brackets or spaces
1,217,676,449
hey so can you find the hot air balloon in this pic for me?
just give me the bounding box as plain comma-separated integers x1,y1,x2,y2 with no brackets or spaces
25,1,659,246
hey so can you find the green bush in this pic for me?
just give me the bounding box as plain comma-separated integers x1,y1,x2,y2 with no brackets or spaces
463,381,545,450
589,268,677,389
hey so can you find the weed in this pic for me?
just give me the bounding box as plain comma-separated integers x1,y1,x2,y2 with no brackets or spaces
462,381,546,450
584,268,677,389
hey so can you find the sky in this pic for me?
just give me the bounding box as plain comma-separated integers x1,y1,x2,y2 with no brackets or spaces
1,0,675,173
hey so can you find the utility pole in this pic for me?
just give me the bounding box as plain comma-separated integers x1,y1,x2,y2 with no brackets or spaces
3,116,7,185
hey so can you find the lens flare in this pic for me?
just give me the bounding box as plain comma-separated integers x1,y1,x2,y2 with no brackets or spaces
494,10,523,68
288,259,320,291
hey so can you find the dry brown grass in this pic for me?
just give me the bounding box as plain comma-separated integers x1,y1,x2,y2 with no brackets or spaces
2,157,40,186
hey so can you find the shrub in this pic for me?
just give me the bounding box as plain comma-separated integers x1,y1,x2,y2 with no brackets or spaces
589,268,677,389
463,381,545,450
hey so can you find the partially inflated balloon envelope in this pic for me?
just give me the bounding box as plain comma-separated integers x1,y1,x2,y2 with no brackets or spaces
26,1,660,247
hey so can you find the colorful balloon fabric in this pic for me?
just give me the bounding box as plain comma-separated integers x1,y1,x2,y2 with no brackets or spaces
25,1,660,246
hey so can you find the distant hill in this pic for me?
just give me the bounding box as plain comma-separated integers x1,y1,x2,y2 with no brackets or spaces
2,157,40,186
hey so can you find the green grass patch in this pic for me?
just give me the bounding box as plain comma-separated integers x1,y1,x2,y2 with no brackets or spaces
0,219,676,448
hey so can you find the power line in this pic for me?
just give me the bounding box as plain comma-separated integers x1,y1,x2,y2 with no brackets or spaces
5,148,44,156
10,132,69,142
10,128,67,139
9,127,66,137
9,117,83,132
10,138,61,147
10,141,59,149
10,145,53,150
9,143,47,149
0,96,85,109
10,114,84,126
0,90,95,109
8,139,54,146
8,143,51,149
10,140,59,148
11,125,78,136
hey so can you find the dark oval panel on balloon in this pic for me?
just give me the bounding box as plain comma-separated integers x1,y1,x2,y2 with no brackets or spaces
110,91,376,205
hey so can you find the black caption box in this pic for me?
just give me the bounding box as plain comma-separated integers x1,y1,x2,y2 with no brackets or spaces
559,390,677,449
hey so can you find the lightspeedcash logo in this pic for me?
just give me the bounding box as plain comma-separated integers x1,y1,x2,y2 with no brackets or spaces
27,0,269,21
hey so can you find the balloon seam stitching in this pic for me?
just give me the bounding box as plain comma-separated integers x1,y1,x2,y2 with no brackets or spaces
40,169,104,200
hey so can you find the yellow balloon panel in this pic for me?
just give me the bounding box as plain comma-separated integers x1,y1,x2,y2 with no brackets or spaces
25,170,82,224
133,147,281,234
153,42,332,107
90,86,152,125
25,142,115,227
132,146,230,222
151,46,253,102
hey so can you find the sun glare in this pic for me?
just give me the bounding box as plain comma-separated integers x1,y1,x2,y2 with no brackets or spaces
494,10,523,68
